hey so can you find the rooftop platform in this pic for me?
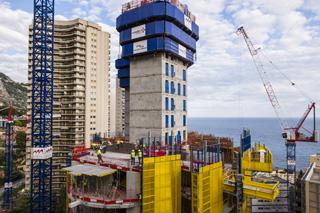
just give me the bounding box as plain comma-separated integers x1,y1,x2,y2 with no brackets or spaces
64,164,115,177
74,150,141,172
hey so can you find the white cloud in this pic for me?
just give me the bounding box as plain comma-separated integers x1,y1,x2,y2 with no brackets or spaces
0,2,32,82
1,0,320,117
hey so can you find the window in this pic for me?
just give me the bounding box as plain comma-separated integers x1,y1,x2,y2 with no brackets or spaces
178,83,181,95
165,115,169,128
171,115,175,127
171,64,175,77
183,100,186,111
165,80,169,93
171,98,175,110
171,81,175,94
183,115,186,126
183,69,186,81
183,85,186,96
165,132,168,144
165,63,169,76
165,97,169,110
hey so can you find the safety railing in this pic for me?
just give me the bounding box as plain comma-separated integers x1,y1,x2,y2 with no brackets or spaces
121,0,196,22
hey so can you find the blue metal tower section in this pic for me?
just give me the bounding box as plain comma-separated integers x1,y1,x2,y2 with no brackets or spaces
30,0,54,212
3,107,13,210
115,0,199,88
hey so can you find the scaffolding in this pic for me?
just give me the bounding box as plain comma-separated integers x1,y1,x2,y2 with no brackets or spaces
65,164,141,211
224,143,280,212
121,0,196,22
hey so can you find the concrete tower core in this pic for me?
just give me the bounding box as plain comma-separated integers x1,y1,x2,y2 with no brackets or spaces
116,0,199,144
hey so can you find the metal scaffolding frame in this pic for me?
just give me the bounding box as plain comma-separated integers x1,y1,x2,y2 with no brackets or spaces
3,110,13,210
30,0,55,212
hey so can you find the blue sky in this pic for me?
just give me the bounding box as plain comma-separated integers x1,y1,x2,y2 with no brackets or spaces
1,0,320,117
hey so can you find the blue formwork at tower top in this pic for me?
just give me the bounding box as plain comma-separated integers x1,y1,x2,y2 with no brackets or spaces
116,0,199,88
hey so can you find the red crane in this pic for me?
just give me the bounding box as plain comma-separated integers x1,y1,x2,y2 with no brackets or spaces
237,26,318,212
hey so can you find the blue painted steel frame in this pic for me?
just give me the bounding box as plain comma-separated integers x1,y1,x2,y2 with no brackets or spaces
30,0,54,212
286,142,296,212
3,121,13,210
116,1,199,39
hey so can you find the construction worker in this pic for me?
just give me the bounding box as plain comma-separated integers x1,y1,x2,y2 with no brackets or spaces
82,176,88,193
116,140,120,150
138,149,143,166
130,149,136,166
97,148,103,164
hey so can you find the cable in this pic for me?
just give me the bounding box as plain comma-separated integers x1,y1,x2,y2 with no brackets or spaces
260,51,314,102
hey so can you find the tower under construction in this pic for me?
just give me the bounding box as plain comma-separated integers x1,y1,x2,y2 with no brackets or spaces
115,0,199,144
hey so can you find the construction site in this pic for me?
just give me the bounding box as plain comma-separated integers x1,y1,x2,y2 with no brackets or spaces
0,0,319,213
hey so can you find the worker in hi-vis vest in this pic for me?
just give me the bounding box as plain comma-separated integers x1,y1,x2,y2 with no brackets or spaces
116,140,121,150
138,149,143,165
97,148,103,164
130,149,136,166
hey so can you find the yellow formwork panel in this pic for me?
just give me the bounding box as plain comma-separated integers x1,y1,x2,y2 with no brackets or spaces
242,143,273,172
192,162,223,213
242,197,248,213
143,155,181,213
223,176,280,202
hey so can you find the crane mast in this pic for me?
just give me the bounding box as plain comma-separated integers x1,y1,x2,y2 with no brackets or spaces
2,104,14,210
30,0,55,211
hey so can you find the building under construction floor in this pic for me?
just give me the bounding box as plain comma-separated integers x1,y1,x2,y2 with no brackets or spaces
64,133,285,213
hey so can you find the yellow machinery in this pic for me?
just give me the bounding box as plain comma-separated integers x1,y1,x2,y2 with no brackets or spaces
142,155,181,213
224,143,280,212
191,161,224,213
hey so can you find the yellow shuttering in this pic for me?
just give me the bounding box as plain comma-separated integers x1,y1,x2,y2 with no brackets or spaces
242,143,273,172
223,176,280,202
192,162,224,213
142,155,181,213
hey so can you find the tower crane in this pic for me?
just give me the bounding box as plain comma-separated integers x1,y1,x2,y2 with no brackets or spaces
2,104,14,211
237,26,318,212
30,0,55,212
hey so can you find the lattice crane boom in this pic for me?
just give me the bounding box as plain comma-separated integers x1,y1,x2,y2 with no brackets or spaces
236,26,288,131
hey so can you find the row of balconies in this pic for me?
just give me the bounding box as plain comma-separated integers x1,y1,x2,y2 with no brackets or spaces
54,37,86,43
54,68,86,74
55,61,85,67
54,55,86,62
55,30,86,38
55,49,86,56
58,43,85,49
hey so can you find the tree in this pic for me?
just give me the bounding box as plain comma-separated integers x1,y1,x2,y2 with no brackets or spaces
15,131,26,151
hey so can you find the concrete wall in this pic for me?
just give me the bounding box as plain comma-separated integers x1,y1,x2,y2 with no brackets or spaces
126,171,141,213
129,53,188,144
129,54,163,143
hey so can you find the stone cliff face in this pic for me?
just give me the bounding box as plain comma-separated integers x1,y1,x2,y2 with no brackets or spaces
0,72,27,113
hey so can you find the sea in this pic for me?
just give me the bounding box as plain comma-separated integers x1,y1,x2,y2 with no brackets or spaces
188,117,320,170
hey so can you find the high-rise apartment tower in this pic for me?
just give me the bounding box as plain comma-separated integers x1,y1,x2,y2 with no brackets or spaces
26,18,111,192
115,78,126,136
